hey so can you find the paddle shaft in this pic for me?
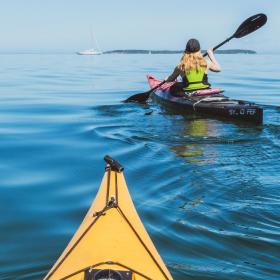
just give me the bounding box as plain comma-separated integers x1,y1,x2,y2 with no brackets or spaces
203,35,235,57
148,80,166,93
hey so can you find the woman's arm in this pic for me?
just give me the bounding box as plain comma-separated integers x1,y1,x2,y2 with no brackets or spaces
165,66,181,82
207,49,221,72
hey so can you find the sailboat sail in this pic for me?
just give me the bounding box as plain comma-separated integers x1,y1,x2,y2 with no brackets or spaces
77,28,103,55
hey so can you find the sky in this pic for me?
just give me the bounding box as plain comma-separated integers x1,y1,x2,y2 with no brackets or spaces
0,0,279,53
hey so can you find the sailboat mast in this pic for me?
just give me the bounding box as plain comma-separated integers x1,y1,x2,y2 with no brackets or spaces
90,26,102,52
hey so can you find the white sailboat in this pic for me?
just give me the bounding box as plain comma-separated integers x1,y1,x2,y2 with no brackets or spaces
77,28,103,55
77,49,103,55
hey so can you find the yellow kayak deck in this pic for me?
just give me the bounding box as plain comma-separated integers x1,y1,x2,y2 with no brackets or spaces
45,156,173,280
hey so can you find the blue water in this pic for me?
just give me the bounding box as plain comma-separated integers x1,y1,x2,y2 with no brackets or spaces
0,53,279,279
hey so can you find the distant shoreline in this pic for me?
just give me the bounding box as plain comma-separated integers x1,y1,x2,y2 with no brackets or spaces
104,49,256,54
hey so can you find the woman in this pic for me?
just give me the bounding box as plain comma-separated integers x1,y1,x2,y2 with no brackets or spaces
166,38,221,97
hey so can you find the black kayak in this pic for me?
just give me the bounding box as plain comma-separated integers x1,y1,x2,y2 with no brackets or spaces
147,75,263,124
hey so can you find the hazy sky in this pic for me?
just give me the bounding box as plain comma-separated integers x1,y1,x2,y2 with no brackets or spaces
0,0,278,53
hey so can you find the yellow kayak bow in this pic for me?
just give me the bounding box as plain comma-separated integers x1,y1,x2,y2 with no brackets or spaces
45,155,173,280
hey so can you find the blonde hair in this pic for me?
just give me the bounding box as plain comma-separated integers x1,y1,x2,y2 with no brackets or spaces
179,51,207,73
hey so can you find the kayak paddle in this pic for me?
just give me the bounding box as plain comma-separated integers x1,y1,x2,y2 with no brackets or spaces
125,13,267,103
203,13,267,56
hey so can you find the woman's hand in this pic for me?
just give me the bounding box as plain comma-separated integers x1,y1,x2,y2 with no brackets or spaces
207,48,221,72
207,48,214,58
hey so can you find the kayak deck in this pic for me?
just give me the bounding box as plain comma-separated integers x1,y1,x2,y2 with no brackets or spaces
147,75,263,124
45,156,173,280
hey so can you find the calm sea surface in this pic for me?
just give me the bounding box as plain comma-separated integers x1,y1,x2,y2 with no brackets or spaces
0,53,279,279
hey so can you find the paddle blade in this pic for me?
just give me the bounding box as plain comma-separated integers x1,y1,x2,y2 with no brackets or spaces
124,80,166,103
234,13,267,39
124,90,151,103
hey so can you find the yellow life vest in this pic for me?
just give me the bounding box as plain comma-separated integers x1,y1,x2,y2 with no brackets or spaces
183,68,210,91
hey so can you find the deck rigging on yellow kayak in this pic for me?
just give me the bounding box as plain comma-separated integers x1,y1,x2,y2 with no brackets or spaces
44,156,173,280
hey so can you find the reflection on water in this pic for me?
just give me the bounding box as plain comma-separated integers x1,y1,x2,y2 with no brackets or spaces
172,118,218,165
